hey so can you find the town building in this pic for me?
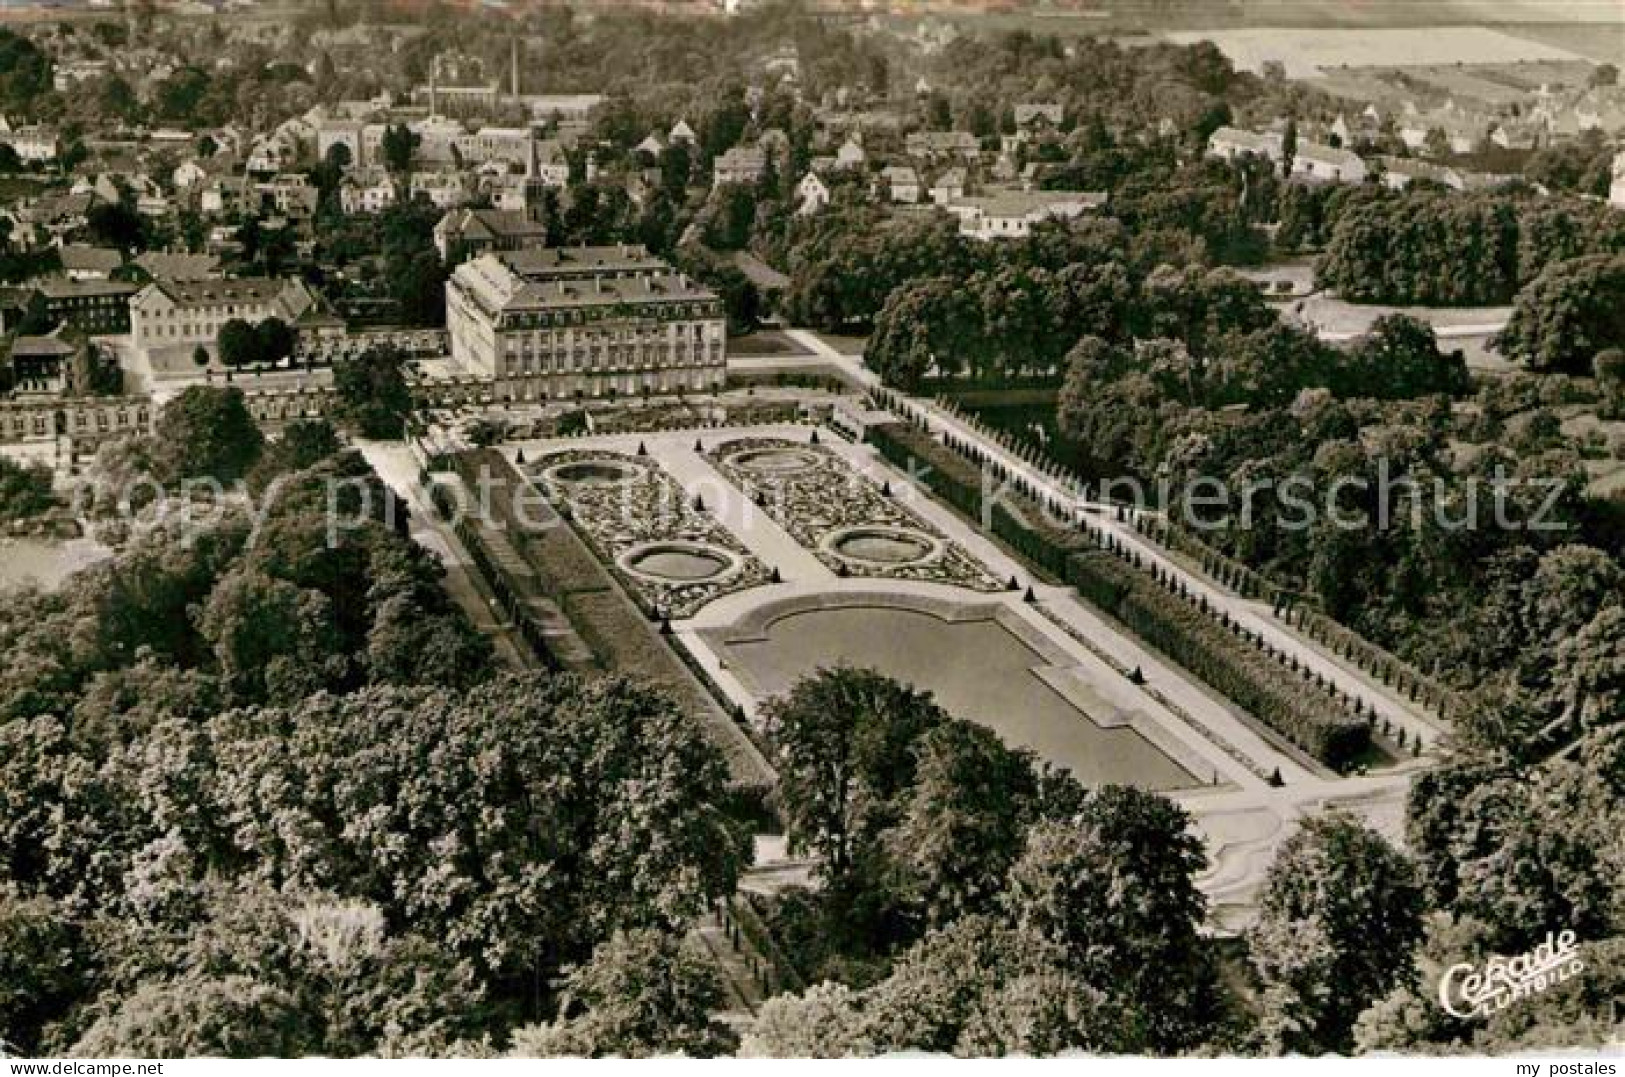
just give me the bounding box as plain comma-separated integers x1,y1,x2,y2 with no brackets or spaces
445,245,725,400
1206,126,1284,164
340,171,399,215
4,125,61,164
795,172,831,215
946,190,1107,240
714,145,767,187
878,165,921,203
1289,142,1368,184
130,277,325,360
133,252,222,283
7,332,78,394
904,130,981,162
58,245,123,281
34,279,140,335
434,207,549,261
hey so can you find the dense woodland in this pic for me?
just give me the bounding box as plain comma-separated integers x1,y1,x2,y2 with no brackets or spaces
0,393,751,1057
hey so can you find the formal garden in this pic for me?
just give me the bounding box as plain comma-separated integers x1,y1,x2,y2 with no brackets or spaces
707,436,1005,593
530,448,773,619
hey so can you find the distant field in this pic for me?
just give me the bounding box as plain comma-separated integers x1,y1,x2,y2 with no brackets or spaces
1494,20,1625,63
1164,25,1589,78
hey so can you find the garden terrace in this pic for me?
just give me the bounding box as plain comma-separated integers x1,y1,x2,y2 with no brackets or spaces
531,448,773,619
707,436,1004,592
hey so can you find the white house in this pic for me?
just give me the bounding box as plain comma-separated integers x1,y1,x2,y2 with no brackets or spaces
1206,126,1283,165
878,165,921,204
835,137,867,171
713,145,766,187
340,171,398,215
1289,142,1368,184
930,167,966,206
409,170,469,209
946,189,1106,241
795,172,830,216
5,125,60,164
171,160,209,191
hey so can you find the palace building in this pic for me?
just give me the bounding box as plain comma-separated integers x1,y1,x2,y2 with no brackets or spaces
445,245,726,400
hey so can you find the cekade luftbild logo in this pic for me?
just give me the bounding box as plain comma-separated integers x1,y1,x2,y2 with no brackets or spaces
1439,930,1585,1019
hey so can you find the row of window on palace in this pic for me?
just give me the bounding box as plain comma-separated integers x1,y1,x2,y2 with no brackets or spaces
493,305,723,329
492,322,715,345
500,343,723,372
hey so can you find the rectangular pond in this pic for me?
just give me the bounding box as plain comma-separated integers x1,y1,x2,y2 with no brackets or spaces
722,604,1198,791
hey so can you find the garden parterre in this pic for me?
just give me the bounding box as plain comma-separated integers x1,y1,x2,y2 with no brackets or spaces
530,448,773,619
708,436,1005,593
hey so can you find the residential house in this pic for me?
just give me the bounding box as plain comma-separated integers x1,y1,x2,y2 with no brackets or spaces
409,171,469,209
5,125,60,164
57,245,123,282
200,176,252,217
714,146,767,187
668,119,697,146
796,172,831,215
246,131,301,174
133,252,222,283
946,189,1106,241
905,130,981,163
434,207,548,261
340,170,399,215
1289,142,1368,184
256,173,320,217
1013,102,1064,144
7,331,79,394
17,192,98,247
52,58,110,91
172,159,209,191
930,167,966,206
1375,156,1465,191
835,137,867,171
878,165,921,204
1206,126,1284,165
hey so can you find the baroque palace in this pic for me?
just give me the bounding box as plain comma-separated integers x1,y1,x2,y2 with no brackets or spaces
445,244,727,401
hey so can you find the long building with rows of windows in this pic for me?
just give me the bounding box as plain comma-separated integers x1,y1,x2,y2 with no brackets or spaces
445,245,726,401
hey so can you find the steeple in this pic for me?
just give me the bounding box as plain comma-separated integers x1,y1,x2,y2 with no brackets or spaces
511,39,520,101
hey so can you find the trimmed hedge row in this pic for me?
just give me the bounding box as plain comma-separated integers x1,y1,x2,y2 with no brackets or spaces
1065,550,1370,771
869,421,1088,579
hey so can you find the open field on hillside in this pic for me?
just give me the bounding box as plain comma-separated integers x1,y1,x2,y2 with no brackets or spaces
1495,20,1625,63
1165,25,1589,78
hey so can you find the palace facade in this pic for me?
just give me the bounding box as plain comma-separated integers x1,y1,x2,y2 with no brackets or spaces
445,245,726,401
